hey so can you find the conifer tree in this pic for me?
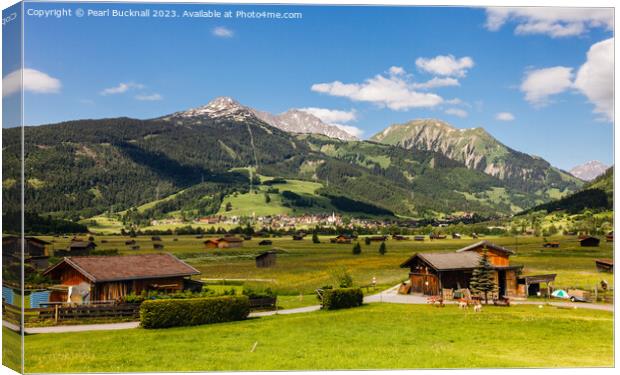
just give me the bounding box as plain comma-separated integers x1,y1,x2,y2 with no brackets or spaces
312,231,320,244
352,242,362,255
469,249,496,304
378,241,387,255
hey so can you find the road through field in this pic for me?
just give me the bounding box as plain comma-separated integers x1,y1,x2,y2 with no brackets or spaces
7,285,612,334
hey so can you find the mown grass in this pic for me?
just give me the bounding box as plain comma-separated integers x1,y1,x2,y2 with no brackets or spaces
2,327,22,373
22,303,613,372
40,235,614,295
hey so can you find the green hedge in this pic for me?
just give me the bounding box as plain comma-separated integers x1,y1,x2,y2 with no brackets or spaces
322,288,364,310
140,296,250,329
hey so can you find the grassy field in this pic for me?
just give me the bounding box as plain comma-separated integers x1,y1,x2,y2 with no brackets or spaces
2,328,21,373
40,234,614,296
21,303,613,372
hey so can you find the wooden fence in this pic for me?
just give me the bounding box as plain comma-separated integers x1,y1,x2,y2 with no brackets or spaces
2,302,140,323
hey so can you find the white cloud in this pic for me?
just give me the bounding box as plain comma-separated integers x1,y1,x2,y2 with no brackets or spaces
485,8,613,37
298,107,356,123
413,77,460,89
333,124,364,138
135,93,163,101
100,82,144,96
445,108,468,118
388,66,405,76
445,98,463,105
213,26,234,38
415,55,474,77
496,112,515,121
574,38,613,122
2,68,61,97
311,67,443,110
520,66,573,106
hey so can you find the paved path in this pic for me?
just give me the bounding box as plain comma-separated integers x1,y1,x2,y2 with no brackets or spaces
6,285,612,334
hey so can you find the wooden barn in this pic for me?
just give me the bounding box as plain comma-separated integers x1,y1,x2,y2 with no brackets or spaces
392,235,409,241
517,274,556,297
43,253,200,303
258,240,273,246
595,258,613,273
579,236,600,247
255,251,277,268
414,236,425,241
543,242,560,248
400,241,523,297
368,236,388,242
204,237,244,249
330,235,352,244
2,235,51,269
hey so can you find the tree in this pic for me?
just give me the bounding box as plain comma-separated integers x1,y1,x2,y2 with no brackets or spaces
469,249,496,304
312,231,320,244
378,241,387,255
264,193,271,204
352,242,362,255
364,237,371,245
225,202,232,211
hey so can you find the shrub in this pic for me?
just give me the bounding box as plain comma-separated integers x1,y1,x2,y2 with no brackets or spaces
242,286,275,299
321,288,363,310
352,242,362,255
378,241,387,255
140,296,250,329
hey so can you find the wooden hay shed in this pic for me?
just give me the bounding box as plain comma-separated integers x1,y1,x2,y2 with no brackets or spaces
255,251,277,268
543,242,560,248
331,235,352,244
595,258,613,273
258,240,273,246
153,243,164,250
517,274,556,297
43,253,200,303
579,236,600,247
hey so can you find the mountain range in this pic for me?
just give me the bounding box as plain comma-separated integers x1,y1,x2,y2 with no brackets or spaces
569,160,609,181
2,97,587,224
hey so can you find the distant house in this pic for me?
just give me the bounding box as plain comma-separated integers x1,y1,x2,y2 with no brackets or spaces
330,235,352,244
151,236,162,242
414,236,425,241
452,233,462,239
153,243,165,250
204,237,244,249
429,234,447,240
579,236,600,247
400,240,523,297
256,251,277,268
595,258,613,273
543,242,560,248
54,241,96,257
258,240,273,246
2,236,51,269
43,253,200,303
392,235,409,241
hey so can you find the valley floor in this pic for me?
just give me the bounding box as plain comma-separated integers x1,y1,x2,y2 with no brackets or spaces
15,303,613,372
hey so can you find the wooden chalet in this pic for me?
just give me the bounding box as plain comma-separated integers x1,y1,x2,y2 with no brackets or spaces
204,237,244,249
392,235,409,241
330,235,352,244
400,241,523,297
256,251,277,268
579,236,600,247
43,253,200,303
595,258,613,273
2,235,51,269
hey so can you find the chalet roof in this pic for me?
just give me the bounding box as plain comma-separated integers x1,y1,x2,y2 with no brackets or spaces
256,251,276,260
3,236,51,245
455,240,514,255
400,252,481,270
595,258,613,266
68,241,96,249
43,253,200,283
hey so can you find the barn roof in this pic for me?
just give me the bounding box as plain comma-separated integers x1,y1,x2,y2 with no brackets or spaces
579,236,600,242
43,253,199,283
256,251,276,260
400,252,481,270
455,240,514,255
595,258,613,266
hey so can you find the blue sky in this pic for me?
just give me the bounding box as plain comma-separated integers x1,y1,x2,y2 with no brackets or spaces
2,2,614,170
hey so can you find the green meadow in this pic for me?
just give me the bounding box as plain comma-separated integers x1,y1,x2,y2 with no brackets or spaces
40,234,614,295
20,304,613,372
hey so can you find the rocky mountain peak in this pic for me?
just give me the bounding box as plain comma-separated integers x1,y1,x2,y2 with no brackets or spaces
570,160,609,181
